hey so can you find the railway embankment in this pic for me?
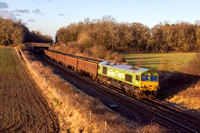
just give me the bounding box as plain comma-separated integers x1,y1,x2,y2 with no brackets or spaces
19,45,167,132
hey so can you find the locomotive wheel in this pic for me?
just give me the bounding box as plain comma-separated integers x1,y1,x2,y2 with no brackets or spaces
121,86,127,93
137,93,140,98
125,89,129,94
151,95,156,99
92,76,96,80
149,93,156,99
130,90,134,96
135,89,140,98
97,75,101,82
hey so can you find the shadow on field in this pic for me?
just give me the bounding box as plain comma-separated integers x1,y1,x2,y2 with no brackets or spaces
124,57,160,60
127,61,161,66
157,71,200,100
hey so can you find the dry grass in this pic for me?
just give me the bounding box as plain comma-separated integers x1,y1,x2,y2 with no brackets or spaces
166,81,200,112
136,124,165,133
19,45,167,133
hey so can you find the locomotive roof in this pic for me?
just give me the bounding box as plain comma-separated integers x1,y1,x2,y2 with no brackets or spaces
99,61,150,74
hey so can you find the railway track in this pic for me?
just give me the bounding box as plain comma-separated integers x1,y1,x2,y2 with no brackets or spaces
101,81,200,132
146,99,200,125
37,53,199,133
85,77,200,133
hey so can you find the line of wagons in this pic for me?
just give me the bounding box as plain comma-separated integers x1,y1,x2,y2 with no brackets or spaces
43,49,159,99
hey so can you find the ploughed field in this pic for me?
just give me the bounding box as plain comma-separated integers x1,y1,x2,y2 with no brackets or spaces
0,48,59,132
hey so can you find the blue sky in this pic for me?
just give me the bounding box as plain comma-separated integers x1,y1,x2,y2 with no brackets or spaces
0,0,200,39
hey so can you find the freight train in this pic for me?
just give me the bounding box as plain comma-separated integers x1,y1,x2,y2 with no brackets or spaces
43,49,159,99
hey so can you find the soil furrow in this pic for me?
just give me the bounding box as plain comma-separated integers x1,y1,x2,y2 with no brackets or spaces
0,48,59,132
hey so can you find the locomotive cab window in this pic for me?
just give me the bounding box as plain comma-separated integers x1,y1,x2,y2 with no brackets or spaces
141,75,149,81
136,75,140,81
103,67,107,75
125,74,132,82
151,76,158,81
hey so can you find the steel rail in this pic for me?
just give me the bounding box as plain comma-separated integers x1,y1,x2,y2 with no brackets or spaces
150,99,200,121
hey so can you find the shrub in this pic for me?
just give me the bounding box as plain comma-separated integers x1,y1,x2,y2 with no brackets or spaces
89,45,107,59
77,31,93,50
183,53,200,75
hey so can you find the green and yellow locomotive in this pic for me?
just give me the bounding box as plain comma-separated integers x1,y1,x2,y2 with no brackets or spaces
97,61,159,98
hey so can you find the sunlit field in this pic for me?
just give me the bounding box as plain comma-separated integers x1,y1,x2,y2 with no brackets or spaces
122,52,197,71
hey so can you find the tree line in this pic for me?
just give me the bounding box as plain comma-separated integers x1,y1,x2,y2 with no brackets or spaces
56,16,200,53
0,17,52,46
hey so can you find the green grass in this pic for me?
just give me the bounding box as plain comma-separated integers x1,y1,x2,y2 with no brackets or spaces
0,47,25,88
52,98,62,107
121,52,197,71
0,47,21,72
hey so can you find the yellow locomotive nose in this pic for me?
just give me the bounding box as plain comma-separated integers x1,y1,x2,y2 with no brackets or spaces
140,81,159,91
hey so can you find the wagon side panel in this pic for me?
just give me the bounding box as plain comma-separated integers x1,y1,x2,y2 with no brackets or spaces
63,55,78,69
77,59,98,77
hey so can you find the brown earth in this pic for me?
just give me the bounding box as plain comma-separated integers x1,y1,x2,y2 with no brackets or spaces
0,48,59,132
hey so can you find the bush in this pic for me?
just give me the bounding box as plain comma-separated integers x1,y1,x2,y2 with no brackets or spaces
0,18,24,46
183,53,200,75
89,45,107,59
77,31,93,50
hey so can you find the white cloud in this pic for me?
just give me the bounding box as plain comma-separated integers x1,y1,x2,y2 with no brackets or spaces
13,9,30,14
0,10,16,20
32,9,44,15
14,13,21,17
28,19,36,22
58,13,65,16
0,2,8,9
